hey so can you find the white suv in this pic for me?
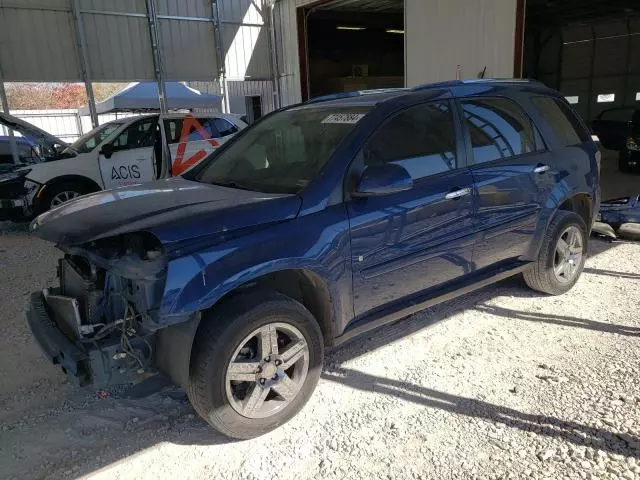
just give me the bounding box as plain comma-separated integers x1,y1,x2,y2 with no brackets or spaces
0,112,247,215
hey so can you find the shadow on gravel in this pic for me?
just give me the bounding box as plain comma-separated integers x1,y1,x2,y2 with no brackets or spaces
322,367,640,458
0,384,236,480
475,304,640,337
2,232,630,479
583,267,640,280
327,237,623,363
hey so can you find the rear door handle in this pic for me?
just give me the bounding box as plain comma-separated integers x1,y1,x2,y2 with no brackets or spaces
445,187,471,200
534,164,550,174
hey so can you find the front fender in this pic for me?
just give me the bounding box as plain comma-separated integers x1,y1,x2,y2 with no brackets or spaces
26,153,102,186
157,204,354,336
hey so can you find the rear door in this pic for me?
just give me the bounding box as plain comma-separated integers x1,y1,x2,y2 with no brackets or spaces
460,96,553,270
347,100,475,318
164,116,239,176
99,116,159,189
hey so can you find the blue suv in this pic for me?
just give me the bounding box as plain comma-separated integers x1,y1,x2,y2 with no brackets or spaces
27,80,599,439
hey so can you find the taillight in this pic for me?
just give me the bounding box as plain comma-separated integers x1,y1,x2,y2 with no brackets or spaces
627,136,640,152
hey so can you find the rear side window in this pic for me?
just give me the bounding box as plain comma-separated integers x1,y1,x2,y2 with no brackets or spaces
164,118,225,143
460,98,536,164
531,97,589,147
214,118,239,137
363,101,458,180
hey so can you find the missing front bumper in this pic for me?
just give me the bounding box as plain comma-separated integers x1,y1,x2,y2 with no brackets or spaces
27,290,154,388
26,291,90,386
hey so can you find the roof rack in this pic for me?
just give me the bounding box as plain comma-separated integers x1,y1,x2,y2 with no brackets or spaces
412,78,544,91
304,88,406,105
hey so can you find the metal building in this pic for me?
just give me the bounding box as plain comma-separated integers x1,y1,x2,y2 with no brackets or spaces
274,0,521,107
0,0,523,123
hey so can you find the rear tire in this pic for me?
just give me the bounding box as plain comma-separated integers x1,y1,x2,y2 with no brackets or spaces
187,292,323,439
524,210,587,295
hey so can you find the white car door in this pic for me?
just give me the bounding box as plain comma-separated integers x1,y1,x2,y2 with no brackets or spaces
164,116,240,176
99,117,159,189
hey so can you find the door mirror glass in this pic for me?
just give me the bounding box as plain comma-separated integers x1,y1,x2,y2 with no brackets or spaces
353,164,413,197
100,143,114,159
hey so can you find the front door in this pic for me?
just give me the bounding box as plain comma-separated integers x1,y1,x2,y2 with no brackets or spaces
347,100,475,319
99,116,159,189
459,96,553,270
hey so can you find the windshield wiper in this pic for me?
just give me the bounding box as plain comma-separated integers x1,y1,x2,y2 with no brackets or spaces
210,180,257,192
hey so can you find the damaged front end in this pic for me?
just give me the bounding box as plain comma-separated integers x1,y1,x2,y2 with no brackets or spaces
27,232,167,388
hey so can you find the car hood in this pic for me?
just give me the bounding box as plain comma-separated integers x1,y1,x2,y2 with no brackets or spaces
30,178,302,249
0,112,67,149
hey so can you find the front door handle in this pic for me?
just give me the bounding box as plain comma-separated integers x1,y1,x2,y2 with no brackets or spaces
445,187,471,200
534,164,550,174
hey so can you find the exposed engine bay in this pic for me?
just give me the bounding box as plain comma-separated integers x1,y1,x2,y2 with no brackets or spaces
33,232,167,387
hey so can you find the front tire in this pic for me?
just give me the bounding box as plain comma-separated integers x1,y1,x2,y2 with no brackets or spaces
187,292,324,439
39,181,92,212
524,210,588,295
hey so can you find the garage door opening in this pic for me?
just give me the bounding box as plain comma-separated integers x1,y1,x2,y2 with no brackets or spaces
524,0,640,123
524,1,640,201
298,0,404,100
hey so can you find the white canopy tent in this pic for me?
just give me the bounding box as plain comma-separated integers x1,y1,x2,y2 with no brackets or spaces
78,82,222,116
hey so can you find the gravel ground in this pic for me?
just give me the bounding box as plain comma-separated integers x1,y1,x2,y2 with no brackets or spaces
1,225,639,480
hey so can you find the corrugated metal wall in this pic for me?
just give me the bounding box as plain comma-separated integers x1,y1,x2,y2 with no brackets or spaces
218,0,271,81
189,80,276,115
0,0,81,82
406,0,517,85
8,109,138,141
0,0,220,82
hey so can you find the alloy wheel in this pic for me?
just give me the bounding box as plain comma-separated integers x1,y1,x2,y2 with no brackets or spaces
553,225,584,283
225,322,309,419
50,191,80,207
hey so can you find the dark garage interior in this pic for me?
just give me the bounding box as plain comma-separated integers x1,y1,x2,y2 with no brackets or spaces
299,0,404,100
525,0,640,200
524,0,640,122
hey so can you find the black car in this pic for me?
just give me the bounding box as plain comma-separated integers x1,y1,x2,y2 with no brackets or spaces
591,107,640,171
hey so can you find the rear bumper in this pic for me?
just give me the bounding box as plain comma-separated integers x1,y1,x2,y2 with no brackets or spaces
27,291,90,386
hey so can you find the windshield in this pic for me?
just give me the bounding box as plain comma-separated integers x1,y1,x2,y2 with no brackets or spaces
190,106,370,194
68,122,123,154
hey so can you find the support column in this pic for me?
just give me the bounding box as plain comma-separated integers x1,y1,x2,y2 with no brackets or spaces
264,0,281,110
145,0,168,113
212,0,229,113
0,75,19,166
71,0,98,129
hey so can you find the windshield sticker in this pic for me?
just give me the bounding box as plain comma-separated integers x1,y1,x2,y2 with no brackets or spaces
321,113,365,124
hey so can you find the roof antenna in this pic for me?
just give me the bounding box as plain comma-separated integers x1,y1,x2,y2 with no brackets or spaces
478,66,487,79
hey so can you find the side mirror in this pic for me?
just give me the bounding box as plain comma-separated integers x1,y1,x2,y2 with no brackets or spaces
352,163,413,198
100,144,114,159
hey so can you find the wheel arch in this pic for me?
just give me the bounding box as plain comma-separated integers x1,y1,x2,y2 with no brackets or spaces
156,267,335,390
531,189,594,260
35,175,102,211
558,192,592,230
